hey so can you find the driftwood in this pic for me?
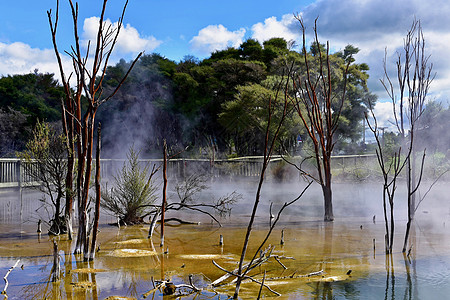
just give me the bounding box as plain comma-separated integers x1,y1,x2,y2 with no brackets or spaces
211,245,324,297
1,259,20,295
274,256,287,269
210,246,296,297
257,270,266,300
212,260,281,296
211,246,274,287
266,269,324,280
142,275,202,298
160,218,200,225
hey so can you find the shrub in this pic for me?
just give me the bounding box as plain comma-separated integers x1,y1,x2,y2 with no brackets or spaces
101,147,158,224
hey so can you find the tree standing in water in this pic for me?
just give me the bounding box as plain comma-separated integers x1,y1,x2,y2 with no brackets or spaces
48,0,142,260
380,19,434,252
289,16,351,221
233,72,290,298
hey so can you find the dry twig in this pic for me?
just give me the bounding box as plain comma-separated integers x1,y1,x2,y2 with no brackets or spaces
1,259,20,295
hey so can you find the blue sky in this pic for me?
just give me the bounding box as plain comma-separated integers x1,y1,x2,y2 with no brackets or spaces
0,0,449,128
0,0,309,62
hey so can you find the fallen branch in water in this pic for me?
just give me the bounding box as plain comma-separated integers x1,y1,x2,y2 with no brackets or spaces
211,251,323,297
274,256,288,269
211,246,274,287
267,269,324,280
142,275,203,298
159,217,200,225
1,259,20,295
212,260,281,296
257,270,266,300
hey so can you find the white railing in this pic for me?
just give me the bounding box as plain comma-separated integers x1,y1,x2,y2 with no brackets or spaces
0,154,377,189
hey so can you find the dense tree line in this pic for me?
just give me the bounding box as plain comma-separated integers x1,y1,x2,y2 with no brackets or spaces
0,71,65,156
1,38,448,158
97,38,376,158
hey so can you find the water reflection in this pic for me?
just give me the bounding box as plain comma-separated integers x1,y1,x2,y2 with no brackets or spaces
1,183,450,299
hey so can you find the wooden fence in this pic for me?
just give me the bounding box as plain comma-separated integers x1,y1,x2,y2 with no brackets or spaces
0,154,377,189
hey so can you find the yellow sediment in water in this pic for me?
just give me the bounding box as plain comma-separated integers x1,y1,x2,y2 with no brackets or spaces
108,248,157,257
1,217,450,299
70,281,95,289
178,254,235,260
71,268,106,273
114,238,147,245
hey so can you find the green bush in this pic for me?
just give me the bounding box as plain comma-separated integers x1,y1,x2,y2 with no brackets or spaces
101,147,158,224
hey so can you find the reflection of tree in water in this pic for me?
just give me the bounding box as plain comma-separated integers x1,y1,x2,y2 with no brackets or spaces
62,241,73,300
20,254,54,299
307,223,367,299
403,224,416,300
20,239,102,300
384,228,417,300
312,223,335,299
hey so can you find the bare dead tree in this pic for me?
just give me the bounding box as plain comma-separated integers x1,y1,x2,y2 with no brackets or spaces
18,121,69,235
380,19,434,252
48,0,142,259
232,66,299,299
365,108,408,254
160,139,168,247
288,16,351,221
146,172,241,238
226,181,311,298
89,123,101,261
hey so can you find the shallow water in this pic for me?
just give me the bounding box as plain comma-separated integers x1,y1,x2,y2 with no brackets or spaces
1,182,450,299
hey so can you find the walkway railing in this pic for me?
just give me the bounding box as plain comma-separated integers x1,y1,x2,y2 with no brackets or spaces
0,154,377,189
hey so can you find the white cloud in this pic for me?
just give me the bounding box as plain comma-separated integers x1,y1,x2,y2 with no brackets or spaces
371,101,397,131
82,17,162,55
0,17,162,81
189,24,246,55
251,14,299,43
0,42,70,78
298,0,450,102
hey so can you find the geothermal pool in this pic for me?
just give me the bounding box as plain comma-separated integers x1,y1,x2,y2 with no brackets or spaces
0,182,449,299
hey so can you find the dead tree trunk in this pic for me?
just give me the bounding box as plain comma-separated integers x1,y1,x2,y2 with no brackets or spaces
160,140,168,247
380,19,434,253
48,0,142,257
89,124,101,261
61,97,75,240
365,109,407,254
290,16,350,222
233,69,291,299
51,241,60,282
148,208,160,238
322,184,333,222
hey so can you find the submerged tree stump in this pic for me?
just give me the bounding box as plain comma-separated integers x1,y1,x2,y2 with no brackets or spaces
51,241,60,282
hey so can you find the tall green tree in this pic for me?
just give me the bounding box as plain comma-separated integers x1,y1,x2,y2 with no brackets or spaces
0,72,64,127
334,45,377,152
219,77,301,155
0,107,29,157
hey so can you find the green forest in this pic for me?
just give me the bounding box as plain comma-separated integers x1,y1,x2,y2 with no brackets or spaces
0,37,448,158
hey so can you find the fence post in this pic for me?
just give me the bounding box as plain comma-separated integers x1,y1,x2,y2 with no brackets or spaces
16,160,22,190
16,160,23,220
